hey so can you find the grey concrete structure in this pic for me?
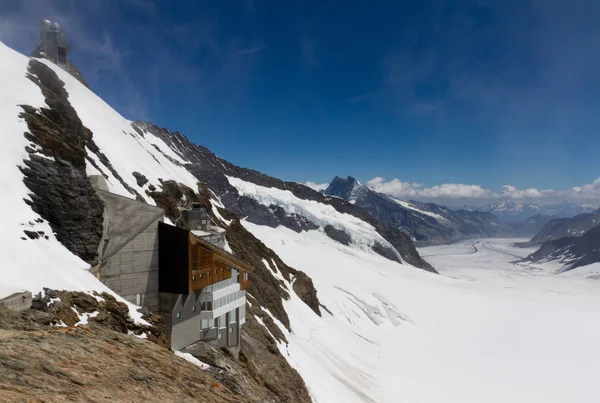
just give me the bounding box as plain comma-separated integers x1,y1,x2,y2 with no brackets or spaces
162,268,246,350
0,291,32,312
91,176,163,312
90,175,248,351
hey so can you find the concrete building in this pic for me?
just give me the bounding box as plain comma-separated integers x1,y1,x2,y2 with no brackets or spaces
94,186,163,313
90,176,252,350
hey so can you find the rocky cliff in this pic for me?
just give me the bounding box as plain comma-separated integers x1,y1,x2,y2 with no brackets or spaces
525,224,600,271
135,122,435,272
518,209,600,247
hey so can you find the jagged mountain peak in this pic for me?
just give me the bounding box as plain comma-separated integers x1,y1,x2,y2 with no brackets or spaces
324,175,366,201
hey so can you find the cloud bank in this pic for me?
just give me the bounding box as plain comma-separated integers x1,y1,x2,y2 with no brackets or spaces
365,177,600,207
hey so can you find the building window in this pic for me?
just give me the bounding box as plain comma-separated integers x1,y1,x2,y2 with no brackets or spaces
244,272,249,282
229,327,233,333
218,333,222,339
192,306,196,312
192,275,196,281
176,312,181,319
199,272,202,278
136,294,141,305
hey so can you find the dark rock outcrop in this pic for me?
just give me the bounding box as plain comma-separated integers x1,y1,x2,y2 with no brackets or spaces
132,171,149,187
324,224,351,245
19,60,104,262
525,224,600,271
292,272,321,314
518,209,600,247
372,242,402,263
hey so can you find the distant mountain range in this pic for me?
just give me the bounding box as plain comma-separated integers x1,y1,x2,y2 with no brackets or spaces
324,176,516,245
507,214,555,237
463,201,597,223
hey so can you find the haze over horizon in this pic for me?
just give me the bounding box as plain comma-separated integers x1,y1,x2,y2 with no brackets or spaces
1,0,600,206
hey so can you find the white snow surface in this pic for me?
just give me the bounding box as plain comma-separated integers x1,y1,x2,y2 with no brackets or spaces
227,176,400,259
393,198,448,222
242,219,600,403
35,57,200,201
0,42,158,325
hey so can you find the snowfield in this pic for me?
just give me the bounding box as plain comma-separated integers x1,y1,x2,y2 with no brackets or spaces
227,176,402,260
241,223,600,403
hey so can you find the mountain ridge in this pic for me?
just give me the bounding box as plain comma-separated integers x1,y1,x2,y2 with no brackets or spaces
463,201,597,223
324,176,517,245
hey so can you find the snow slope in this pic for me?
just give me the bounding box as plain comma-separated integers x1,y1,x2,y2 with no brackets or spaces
228,175,402,259
36,58,200,201
393,198,448,222
0,42,178,323
241,216,600,403
0,42,102,298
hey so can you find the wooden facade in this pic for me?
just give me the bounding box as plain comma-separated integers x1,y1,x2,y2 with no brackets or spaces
188,232,253,293
159,222,253,295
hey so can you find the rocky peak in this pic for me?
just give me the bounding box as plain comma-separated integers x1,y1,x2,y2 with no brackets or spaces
324,176,362,200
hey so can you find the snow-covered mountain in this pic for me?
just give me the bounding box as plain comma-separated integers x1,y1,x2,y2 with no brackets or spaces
3,38,600,403
465,201,597,223
324,176,516,245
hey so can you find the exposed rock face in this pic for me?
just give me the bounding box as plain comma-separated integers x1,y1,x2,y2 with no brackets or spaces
31,289,169,347
133,121,433,271
0,304,244,402
519,209,600,247
324,224,351,245
525,224,600,271
292,272,322,315
19,60,104,262
183,319,312,403
372,241,402,263
132,171,149,186
219,210,322,323
31,45,90,88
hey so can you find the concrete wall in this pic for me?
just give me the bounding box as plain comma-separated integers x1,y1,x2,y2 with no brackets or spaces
168,292,204,351
101,218,161,312
0,291,32,312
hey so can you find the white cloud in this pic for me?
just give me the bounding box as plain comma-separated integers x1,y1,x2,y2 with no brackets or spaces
366,177,494,200
366,176,600,206
304,181,328,192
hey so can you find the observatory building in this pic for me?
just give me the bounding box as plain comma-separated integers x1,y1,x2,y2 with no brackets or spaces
37,19,70,70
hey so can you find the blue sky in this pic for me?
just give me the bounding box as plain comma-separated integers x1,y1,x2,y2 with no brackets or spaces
2,0,600,205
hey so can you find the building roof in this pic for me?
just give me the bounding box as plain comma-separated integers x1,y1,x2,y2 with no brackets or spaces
189,232,254,273
96,189,164,261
